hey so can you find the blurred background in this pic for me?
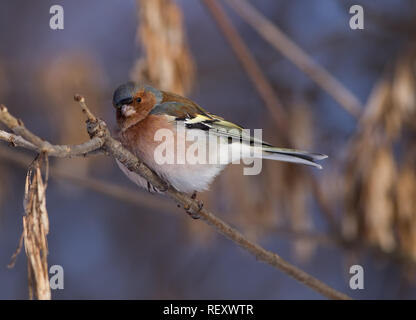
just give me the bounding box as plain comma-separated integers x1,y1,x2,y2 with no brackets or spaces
1,0,416,299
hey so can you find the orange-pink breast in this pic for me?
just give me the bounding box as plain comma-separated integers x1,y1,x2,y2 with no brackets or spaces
119,114,173,164
118,114,225,192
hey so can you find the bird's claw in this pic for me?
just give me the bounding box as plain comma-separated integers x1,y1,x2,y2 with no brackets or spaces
147,181,160,193
184,191,203,219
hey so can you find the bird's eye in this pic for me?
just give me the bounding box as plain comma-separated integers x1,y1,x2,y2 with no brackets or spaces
136,97,142,103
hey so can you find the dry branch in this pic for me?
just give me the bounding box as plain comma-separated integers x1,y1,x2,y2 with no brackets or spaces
0,105,103,157
22,154,51,300
132,0,195,95
0,130,37,151
0,98,352,300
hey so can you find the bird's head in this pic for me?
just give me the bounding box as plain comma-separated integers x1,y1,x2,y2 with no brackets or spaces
112,81,163,130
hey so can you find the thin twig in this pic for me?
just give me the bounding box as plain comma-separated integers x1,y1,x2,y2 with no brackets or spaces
223,0,363,117
74,94,97,122
0,130,37,151
0,105,104,157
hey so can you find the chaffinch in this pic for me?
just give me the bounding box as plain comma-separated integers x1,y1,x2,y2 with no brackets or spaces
112,82,327,194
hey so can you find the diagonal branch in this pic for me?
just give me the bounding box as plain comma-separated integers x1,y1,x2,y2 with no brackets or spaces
73,96,352,300
223,0,363,117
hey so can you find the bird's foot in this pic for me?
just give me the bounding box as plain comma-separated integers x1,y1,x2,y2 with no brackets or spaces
147,181,152,193
147,181,160,193
184,191,203,219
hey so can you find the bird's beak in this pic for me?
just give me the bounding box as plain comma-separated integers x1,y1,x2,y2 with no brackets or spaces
121,104,136,117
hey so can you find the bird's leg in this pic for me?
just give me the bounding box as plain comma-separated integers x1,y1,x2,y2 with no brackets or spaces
184,191,203,219
146,181,161,193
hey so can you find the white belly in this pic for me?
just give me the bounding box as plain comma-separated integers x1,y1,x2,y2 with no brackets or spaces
116,159,225,193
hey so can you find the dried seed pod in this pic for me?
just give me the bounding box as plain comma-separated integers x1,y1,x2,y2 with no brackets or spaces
132,0,195,95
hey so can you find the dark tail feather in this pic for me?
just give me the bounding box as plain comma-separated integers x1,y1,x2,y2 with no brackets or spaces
261,147,328,169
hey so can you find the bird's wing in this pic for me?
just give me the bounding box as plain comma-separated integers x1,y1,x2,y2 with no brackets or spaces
149,100,327,168
149,100,269,146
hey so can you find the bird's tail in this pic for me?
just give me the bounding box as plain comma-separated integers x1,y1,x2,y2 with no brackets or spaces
260,146,328,169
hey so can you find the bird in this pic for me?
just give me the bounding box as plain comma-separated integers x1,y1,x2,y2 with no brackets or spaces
112,81,327,196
